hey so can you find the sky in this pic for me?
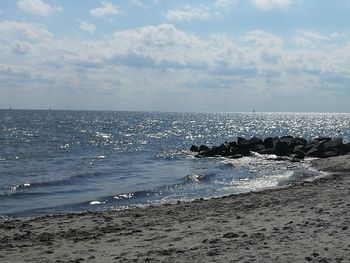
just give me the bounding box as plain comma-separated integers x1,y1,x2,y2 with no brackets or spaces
1,0,350,112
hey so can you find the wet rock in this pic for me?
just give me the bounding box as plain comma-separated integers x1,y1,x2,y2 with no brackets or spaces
228,141,237,147
237,137,263,150
293,145,305,153
258,148,276,155
199,145,210,152
292,150,306,159
237,137,248,146
235,146,251,156
323,137,343,149
263,137,275,149
306,146,324,158
317,137,332,143
295,137,307,145
306,139,320,147
323,151,339,158
191,136,349,159
251,143,265,152
200,143,230,157
229,154,244,159
190,145,199,152
275,141,290,156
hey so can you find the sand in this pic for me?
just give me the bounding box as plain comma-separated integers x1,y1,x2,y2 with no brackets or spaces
0,155,349,262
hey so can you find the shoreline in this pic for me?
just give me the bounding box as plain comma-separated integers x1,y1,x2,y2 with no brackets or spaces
1,155,350,262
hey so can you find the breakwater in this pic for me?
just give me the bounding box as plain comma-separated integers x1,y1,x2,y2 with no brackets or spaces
191,136,350,159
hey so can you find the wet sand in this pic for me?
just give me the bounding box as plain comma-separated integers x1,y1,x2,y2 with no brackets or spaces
1,155,349,262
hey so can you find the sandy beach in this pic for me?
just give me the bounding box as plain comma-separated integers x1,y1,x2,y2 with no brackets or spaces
1,155,349,263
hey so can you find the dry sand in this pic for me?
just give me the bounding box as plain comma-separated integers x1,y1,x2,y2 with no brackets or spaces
0,155,349,262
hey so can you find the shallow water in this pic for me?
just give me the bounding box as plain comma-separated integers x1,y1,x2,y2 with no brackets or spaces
0,110,349,216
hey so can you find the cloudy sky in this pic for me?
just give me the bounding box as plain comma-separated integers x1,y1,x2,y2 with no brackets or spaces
1,0,350,112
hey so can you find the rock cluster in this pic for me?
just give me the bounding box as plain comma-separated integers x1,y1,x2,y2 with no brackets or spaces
190,136,350,160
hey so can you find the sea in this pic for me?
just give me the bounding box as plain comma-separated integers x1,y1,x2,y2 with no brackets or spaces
0,110,349,217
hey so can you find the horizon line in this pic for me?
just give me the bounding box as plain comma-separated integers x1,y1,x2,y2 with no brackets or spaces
1,108,349,114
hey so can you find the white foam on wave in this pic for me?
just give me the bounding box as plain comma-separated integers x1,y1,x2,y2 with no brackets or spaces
89,201,102,205
114,193,134,200
185,174,204,182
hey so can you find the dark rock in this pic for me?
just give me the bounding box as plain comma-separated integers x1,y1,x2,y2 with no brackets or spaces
306,139,320,147
293,145,305,153
249,136,263,145
229,154,244,159
199,143,230,157
281,135,293,139
280,136,305,149
190,145,199,152
316,136,332,143
322,137,349,154
263,137,274,149
228,141,237,147
199,145,210,152
237,137,248,146
279,137,295,146
292,150,306,159
193,136,349,160
258,148,276,155
306,147,324,158
295,137,307,145
233,137,263,156
237,136,262,149
236,146,251,156
323,137,343,149
347,143,350,152
252,144,266,152
275,141,290,156
335,144,350,154
323,151,339,158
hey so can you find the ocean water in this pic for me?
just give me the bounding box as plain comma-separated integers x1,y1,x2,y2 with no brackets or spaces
0,110,349,217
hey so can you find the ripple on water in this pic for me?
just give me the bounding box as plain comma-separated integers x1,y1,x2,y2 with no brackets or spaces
0,110,349,216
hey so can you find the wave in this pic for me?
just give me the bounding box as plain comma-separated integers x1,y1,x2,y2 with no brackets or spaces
0,170,109,197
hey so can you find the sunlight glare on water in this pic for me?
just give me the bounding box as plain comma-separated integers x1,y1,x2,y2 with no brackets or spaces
0,110,349,216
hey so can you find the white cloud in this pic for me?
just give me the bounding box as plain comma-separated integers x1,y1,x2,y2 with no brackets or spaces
252,0,292,10
78,20,96,34
112,24,207,67
293,30,330,47
165,1,239,23
1,20,350,111
243,30,284,46
0,20,52,40
0,64,29,75
165,6,212,22
297,30,328,41
13,41,33,55
17,0,62,16
90,1,121,17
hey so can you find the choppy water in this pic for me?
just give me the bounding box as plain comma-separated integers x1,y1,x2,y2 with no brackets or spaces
0,110,349,217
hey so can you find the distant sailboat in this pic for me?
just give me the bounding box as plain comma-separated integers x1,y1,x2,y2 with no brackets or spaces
253,108,256,113
9,106,12,110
